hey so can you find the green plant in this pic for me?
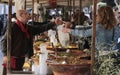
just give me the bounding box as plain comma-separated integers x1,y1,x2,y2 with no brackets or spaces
94,43,120,75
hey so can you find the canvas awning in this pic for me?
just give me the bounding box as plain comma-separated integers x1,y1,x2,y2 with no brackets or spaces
0,0,102,8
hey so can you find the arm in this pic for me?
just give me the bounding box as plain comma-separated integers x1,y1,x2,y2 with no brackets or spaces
62,26,92,37
28,21,50,26
114,26,120,42
70,28,92,37
1,32,7,56
28,22,56,35
1,32,8,64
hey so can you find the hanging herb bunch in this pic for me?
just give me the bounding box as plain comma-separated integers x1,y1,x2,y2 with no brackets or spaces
94,43,120,75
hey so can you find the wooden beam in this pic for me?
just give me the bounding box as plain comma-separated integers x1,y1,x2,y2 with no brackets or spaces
26,0,37,3
1,0,14,3
25,0,26,10
7,0,12,73
78,0,82,25
91,0,97,75
73,0,75,12
32,0,34,25
37,0,39,3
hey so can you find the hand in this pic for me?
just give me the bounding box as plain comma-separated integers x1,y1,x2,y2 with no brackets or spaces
62,27,70,33
55,17,63,25
64,22,71,28
50,18,55,22
3,56,8,64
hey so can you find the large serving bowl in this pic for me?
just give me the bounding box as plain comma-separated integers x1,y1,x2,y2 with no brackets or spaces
48,60,91,75
47,50,91,75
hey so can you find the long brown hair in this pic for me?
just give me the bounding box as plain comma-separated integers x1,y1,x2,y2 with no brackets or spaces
98,6,117,29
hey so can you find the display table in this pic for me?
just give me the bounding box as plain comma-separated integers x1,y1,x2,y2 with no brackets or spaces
7,71,34,75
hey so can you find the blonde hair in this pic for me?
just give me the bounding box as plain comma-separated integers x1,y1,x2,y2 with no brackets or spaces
98,6,117,29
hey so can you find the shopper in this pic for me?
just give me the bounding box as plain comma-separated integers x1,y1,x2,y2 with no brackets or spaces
62,6,119,50
1,9,59,71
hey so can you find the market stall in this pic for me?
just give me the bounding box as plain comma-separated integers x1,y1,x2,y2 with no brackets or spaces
1,0,102,75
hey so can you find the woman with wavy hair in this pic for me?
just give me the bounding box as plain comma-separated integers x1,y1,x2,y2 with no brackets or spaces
62,6,120,50
95,6,117,50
